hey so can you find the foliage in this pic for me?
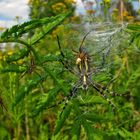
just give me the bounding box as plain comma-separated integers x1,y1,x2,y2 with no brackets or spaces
0,11,140,140
28,0,75,19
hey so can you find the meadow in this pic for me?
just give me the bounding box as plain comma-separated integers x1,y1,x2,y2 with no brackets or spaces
0,1,140,140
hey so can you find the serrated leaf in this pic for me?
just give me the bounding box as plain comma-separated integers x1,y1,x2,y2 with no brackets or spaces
41,54,60,63
83,112,112,123
5,48,29,62
80,95,107,105
82,120,94,140
0,13,69,39
54,104,71,135
0,65,27,73
71,119,81,140
0,12,71,47
126,67,140,88
118,128,133,139
30,12,70,45
13,74,48,107
127,24,140,32
32,87,60,116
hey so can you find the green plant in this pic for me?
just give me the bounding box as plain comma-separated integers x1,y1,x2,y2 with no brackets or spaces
0,14,140,140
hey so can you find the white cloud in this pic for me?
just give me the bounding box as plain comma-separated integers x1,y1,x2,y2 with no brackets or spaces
0,19,17,27
0,0,29,27
75,0,86,15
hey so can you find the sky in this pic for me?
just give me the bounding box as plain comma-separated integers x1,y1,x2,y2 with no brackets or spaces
0,0,139,28
0,0,29,27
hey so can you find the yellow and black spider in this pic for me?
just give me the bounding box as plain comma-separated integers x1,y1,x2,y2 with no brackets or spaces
50,31,128,117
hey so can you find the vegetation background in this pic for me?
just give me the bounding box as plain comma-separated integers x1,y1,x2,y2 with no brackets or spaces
0,0,140,140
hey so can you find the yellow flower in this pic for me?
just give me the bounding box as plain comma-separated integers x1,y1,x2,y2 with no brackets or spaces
52,3,67,14
127,16,134,20
17,59,24,65
123,11,128,17
86,10,96,15
64,0,76,4
103,0,110,3
51,25,64,38
7,49,13,56
70,16,81,23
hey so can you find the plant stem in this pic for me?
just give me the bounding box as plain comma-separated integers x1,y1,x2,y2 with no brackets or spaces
25,97,30,140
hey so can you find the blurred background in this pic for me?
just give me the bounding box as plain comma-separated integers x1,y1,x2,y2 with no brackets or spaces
0,0,140,50
0,0,140,28
0,1,140,140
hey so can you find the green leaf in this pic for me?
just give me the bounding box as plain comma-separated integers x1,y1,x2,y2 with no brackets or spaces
83,112,112,123
0,125,10,140
71,119,81,140
82,120,94,140
80,95,107,105
126,67,140,89
5,48,29,62
30,12,70,45
0,12,70,40
0,12,71,47
41,54,60,63
13,74,48,107
127,24,140,32
118,128,133,139
32,87,60,116
0,65,27,73
54,104,71,135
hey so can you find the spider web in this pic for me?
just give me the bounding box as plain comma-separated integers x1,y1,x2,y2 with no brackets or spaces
60,22,130,116
80,23,130,114
64,22,130,74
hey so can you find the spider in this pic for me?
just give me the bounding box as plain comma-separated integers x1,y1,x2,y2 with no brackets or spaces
50,32,126,117
20,52,41,79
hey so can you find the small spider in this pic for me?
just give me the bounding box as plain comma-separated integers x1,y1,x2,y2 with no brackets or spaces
20,52,41,78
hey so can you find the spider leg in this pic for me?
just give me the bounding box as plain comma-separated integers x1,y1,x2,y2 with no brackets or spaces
48,80,82,117
89,64,125,97
93,81,120,97
20,68,28,79
59,83,80,117
89,79,116,111
79,31,91,50
94,75,129,97
57,35,77,75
